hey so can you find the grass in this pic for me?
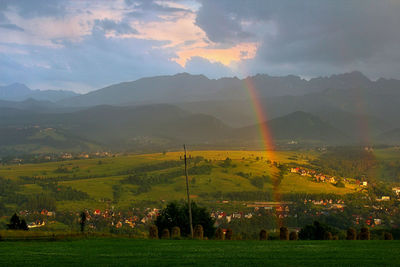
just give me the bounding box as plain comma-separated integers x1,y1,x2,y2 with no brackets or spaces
0,239,399,266
0,150,359,211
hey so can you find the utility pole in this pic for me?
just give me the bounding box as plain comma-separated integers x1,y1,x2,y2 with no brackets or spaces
184,144,194,238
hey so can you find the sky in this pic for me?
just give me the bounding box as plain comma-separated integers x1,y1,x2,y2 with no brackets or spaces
0,0,399,93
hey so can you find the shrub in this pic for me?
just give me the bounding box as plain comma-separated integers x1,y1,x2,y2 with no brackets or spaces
149,225,158,239
346,228,357,240
225,228,233,240
259,230,268,241
171,226,181,239
324,231,333,240
289,231,298,241
7,213,29,231
215,228,224,240
359,227,370,240
194,225,204,240
161,228,170,239
155,202,215,238
280,227,289,240
19,219,28,231
384,232,393,240
298,221,338,240
332,235,339,240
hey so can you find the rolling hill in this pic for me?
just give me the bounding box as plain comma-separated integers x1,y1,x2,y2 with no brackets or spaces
0,126,101,156
236,111,350,145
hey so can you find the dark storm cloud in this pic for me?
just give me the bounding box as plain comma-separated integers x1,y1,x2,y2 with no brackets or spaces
195,0,255,44
195,0,400,78
93,19,138,35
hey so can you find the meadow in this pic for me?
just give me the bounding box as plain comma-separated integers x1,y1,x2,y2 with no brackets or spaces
0,238,399,266
0,150,360,212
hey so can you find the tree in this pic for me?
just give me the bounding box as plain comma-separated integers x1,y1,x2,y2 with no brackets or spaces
7,213,28,230
299,221,338,240
7,213,21,230
155,201,215,238
80,212,86,233
20,219,28,231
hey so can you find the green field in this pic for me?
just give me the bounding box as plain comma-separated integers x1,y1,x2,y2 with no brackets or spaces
0,239,399,266
0,150,361,212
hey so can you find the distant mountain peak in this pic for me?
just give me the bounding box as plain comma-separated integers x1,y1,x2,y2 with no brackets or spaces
330,71,370,82
0,83,78,102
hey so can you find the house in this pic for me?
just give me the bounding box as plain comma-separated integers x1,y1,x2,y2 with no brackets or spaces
392,187,400,195
377,196,390,201
28,220,45,229
244,213,253,219
291,167,300,173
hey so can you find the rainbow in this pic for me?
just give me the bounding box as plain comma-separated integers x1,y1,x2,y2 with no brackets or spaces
243,77,283,227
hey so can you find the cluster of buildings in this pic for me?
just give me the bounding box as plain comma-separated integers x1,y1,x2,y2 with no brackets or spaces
83,208,159,229
290,167,370,186
290,167,338,184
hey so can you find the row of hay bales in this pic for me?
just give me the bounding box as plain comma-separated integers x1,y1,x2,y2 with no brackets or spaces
148,225,394,240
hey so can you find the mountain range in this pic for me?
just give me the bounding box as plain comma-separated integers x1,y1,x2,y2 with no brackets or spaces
0,83,79,102
1,71,400,154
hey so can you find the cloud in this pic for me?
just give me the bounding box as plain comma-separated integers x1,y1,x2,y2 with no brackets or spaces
184,56,234,78
0,23,24,31
1,0,399,91
0,0,66,18
195,0,255,44
173,42,258,67
194,0,400,79
93,18,138,35
125,0,192,14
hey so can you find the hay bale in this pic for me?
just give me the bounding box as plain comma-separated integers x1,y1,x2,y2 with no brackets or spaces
171,226,181,239
384,232,393,240
289,231,298,241
215,228,224,240
346,228,357,240
324,231,333,240
259,230,268,241
279,227,289,240
194,225,204,240
149,225,158,239
359,227,370,240
225,228,233,240
161,228,170,239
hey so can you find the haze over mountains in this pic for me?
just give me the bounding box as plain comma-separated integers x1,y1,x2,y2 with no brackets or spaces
0,83,79,102
1,71,400,155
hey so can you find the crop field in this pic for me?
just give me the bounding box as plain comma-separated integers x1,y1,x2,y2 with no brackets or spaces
0,239,399,266
0,150,361,212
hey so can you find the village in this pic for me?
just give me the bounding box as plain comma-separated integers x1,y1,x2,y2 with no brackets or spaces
19,190,400,232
